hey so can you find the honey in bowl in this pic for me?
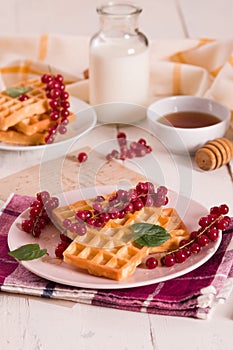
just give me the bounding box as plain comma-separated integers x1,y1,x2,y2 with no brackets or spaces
158,111,221,129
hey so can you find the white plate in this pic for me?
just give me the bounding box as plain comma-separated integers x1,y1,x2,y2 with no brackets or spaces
0,96,97,151
8,185,222,289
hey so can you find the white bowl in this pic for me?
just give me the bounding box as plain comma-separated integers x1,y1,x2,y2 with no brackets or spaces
147,96,231,155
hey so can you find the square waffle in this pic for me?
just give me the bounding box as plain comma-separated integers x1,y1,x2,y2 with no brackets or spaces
0,129,47,145
14,113,53,136
14,111,75,137
0,110,76,146
52,196,190,281
0,79,48,130
64,238,150,281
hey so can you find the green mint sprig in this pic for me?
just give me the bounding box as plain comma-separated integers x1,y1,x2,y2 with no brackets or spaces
132,223,170,247
6,86,31,98
9,244,47,261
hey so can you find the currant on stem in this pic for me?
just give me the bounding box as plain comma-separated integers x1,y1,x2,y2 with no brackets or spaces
21,191,59,237
61,182,169,237
146,203,230,270
106,131,152,161
41,73,71,144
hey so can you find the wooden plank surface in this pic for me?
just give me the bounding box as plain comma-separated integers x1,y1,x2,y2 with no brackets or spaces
0,147,145,201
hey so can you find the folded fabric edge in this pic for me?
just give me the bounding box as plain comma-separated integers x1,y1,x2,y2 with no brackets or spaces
0,193,15,217
0,285,202,319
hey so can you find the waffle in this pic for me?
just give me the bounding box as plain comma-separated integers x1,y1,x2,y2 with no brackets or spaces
64,235,150,281
0,79,48,130
0,111,76,146
14,113,52,136
53,197,190,280
15,111,76,136
63,208,155,280
0,129,47,145
52,193,132,241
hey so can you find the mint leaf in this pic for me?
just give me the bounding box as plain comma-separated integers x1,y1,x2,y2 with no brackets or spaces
9,244,47,261
6,87,31,98
133,223,170,247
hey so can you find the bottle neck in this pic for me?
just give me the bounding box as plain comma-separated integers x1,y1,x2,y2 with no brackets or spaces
99,15,139,35
97,4,142,36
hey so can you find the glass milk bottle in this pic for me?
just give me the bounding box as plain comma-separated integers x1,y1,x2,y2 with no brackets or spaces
89,3,149,123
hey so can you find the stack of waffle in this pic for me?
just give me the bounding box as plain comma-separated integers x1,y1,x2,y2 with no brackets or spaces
52,195,190,281
0,79,73,146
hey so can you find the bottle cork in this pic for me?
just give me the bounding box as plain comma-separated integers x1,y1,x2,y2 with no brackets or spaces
195,137,233,171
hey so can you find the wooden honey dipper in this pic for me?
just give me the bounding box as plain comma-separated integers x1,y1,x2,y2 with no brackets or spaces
195,137,233,171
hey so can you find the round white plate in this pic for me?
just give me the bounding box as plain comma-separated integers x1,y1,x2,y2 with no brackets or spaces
0,96,97,151
8,185,222,289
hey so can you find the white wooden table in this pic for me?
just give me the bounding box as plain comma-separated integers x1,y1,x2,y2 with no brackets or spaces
1,1,233,349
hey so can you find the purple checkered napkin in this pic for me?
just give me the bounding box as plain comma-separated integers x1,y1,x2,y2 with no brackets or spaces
1,194,233,319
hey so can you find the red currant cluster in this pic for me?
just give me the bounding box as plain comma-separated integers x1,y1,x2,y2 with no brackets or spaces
106,132,152,161
62,182,168,237
145,203,231,269
21,191,59,237
55,233,72,259
41,73,70,144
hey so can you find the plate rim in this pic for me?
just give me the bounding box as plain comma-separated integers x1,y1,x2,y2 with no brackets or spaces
7,185,222,290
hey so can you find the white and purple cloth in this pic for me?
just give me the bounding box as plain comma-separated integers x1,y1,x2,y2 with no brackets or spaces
1,194,233,319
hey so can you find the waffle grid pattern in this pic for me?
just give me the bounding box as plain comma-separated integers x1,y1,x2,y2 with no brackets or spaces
0,79,47,130
53,197,190,280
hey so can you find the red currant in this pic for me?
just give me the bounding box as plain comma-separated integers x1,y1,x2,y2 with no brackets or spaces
37,191,50,203
31,200,43,209
50,88,61,99
196,234,209,247
190,242,201,254
92,201,103,213
22,219,34,233
19,94,29,101
218,204,229,215
210,206,220,215
190,231,199,239
117,132,127,140
41,74,53,84
199,216,210,228
138,138,147,146
76,210,87,222
146,257,158,269
61,109,69,118
162,254,175,267
49,99,59,110
99,212,110,223
216,218,230,230
45,197,59,210
45,135,55,144
60,91,69,100
50,111,60,121
108,208,120,219
61,100,70,109
58,125,67,134
29,207,41,218
55,74,64,83
60,233,71,242
206,227,219,241
55,241,69,259
179,239,190,247
133,199,144,211
174,250,187,263
76,225,87,236
63,218,72,228
86,217,96,226
77,152,88,163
